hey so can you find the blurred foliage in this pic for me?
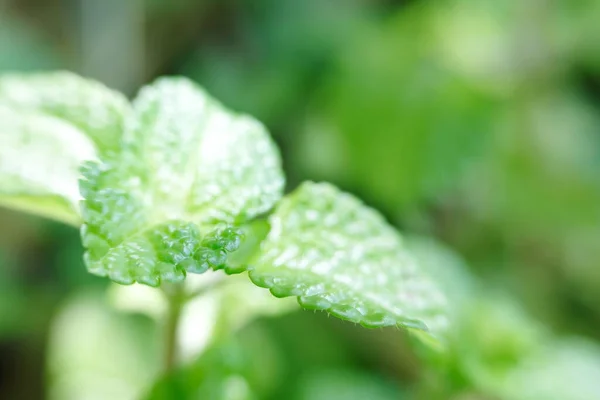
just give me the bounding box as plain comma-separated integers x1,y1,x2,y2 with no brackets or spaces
47,291,160,400
1,0,600,399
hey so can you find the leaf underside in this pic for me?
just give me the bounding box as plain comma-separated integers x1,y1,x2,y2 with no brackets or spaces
80,77,284,286
249,182,448,335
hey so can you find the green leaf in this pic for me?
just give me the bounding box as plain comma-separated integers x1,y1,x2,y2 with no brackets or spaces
405,236,475,316
248,181,447,336
80,77,284,286
0,71,129,153
499,338,600,400
451,295,547,394
0,104,97,225
47,291,160,400
146,336,269,400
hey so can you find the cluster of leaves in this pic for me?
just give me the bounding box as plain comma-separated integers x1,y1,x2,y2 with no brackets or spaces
0,71,447,341
4,70,600,400
2,1,600,399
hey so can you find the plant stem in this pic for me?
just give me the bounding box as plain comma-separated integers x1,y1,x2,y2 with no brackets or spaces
163,282,184,373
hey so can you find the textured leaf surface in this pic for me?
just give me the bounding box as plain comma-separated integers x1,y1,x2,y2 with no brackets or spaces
0,71,129,153
249,182,448,335
0,104,97,224
80,77,284,286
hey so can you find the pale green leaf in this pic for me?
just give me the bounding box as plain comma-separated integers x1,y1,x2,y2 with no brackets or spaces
80,77,284,286
0,104,97,225
0,71,129,153
47,292,160,400
500,338,600,400
249,181,447,336
405,236,475,316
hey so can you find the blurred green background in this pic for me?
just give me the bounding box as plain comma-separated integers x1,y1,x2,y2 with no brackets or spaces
1,0,600,399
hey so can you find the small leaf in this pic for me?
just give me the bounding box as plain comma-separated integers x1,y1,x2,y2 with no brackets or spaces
0,71,129,153
146,336,268,400
47,292,160,400
0,104,97,225
500,338,600,400
81,77,284,286
249,182,447,336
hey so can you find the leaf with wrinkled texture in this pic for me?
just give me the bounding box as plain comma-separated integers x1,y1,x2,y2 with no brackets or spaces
0,104,97,225
80,77,284,286
0,71,129,153
249,181,447,336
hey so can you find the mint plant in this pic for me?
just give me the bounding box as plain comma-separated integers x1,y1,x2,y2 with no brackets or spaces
0,71,447,379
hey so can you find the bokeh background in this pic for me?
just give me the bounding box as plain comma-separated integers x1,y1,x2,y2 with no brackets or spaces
1,0,600,399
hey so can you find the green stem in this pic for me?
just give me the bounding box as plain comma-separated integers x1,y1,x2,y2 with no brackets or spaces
163,282,184,373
